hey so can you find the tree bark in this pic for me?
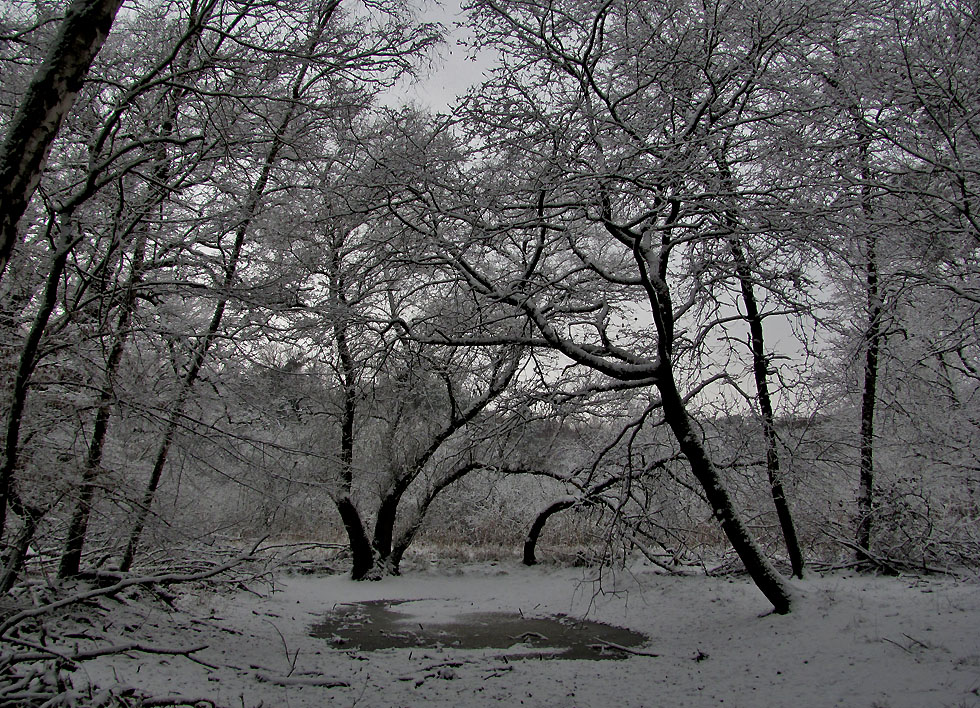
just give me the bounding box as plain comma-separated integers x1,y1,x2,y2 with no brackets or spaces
386,462,483,573
630,207,794,612
856,219,880,564
0,495,42,593
326,231,377,579
118,120,283,571
0,0,125,280
712,151,805,578
336,497,375,580
366,354,517,576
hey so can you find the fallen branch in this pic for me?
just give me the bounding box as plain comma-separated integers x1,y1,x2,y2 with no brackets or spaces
482,664,514,680
423,660,472,671
7,639,208,664
510,631,547,642
132,696,218,707
254,671,349,688
0,556,255,636
902,633,931,650
589,640,660,657
829,537,954,576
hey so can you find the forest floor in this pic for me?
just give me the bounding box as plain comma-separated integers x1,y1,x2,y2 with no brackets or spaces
24,558,980,707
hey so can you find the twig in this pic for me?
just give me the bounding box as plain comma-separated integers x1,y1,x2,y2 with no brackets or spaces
882,636,914,655
902,633,930,649
263,619,299,676
423,660,472,671
482,665,514,679
185,652,223,670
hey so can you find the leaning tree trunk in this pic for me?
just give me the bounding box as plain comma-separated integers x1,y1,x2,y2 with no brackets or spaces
117,184,259,570
731,241,805,579
368,355,518,577
0,0,125,281
0,220,72,542
119,130,281,571
714,152,804,578
627,215,794,612
385,462,482,573
659,369,795,614
116,4,338,568
522,475,618,566
0,493,43,592
58,2,209,576
523,499,575,566
58,234,146,578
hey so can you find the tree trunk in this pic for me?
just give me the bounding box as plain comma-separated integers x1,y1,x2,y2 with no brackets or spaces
336,497,375,580
384,462,483,574
523,499,575,566
117,388,185,572
0,222,71,542
118,173,264,571
712,150,805,579
372,486,406,565
326,230,380,580
0,499,42,593
58,235,145,578
0,0,125,280
368,356,518,577
854,120,880,566
856,232,880,563
730,240,805,578
115,10,334,567
621,206,795,612
659,370,795,614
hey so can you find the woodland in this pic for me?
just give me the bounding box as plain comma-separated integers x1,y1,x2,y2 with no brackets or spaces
0,0,978,703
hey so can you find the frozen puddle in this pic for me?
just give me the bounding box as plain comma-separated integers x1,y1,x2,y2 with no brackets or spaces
310,600,648,660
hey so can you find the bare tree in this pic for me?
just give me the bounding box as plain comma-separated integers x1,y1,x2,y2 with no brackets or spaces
58,0,219,577
711,152,806,577
118,0,346,572
302,203,525,577
117,0,440,571
378,0,829,611
0,0,225,576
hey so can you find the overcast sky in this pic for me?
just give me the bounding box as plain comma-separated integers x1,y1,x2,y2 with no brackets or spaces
393,0,497,111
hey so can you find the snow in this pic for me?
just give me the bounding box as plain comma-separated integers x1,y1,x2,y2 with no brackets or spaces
80,562,980,707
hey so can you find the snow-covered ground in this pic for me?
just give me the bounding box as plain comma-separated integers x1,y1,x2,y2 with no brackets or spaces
81,562,980,707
